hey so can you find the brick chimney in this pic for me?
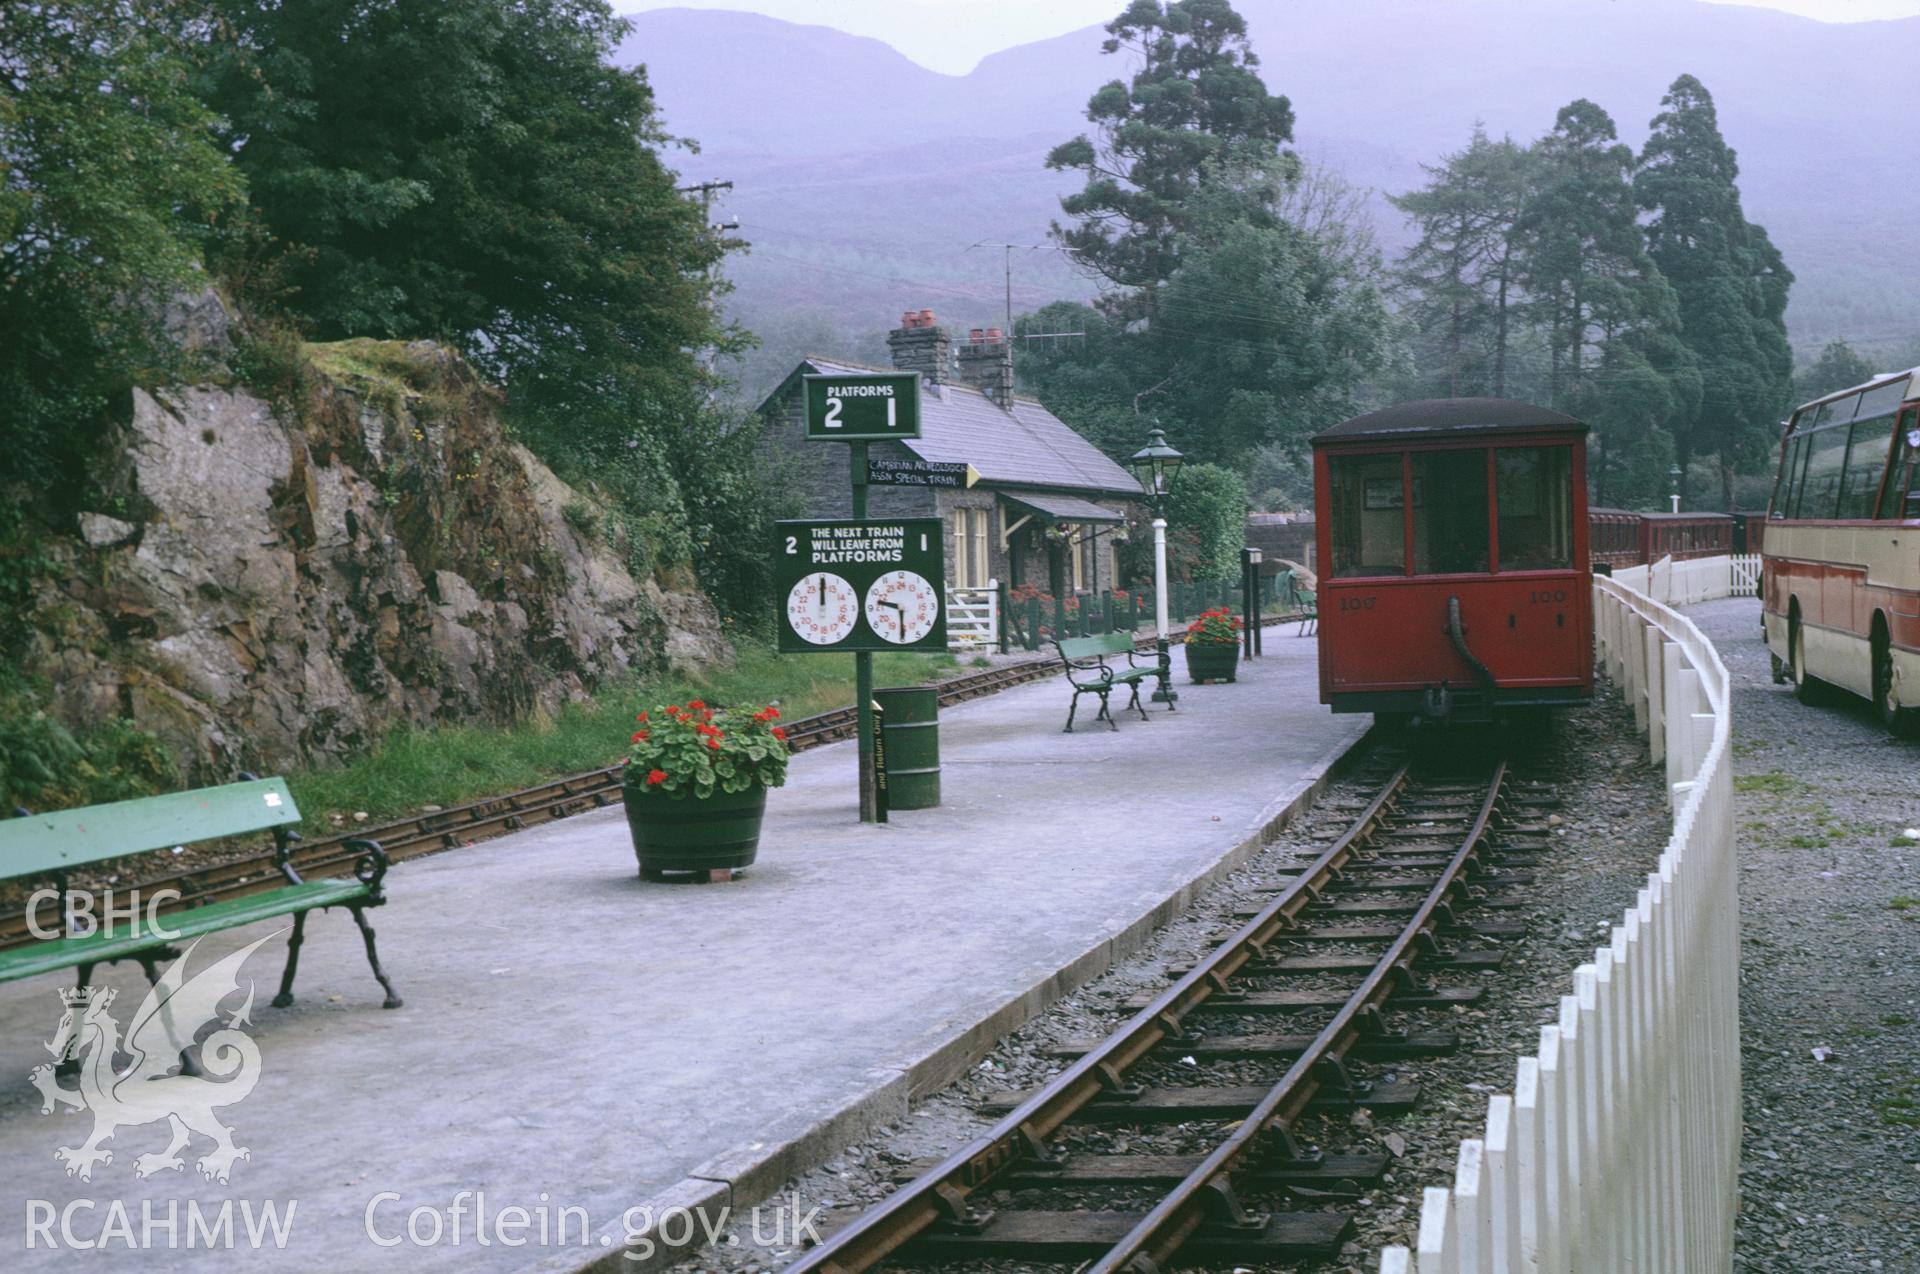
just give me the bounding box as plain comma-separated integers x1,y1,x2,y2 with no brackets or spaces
887,309,951,386
958,326,1014,410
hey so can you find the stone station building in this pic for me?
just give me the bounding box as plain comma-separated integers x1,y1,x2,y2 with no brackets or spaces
758,311,1143,598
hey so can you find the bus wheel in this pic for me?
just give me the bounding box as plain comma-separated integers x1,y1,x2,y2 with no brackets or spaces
1872,620,1917,738
1790,611,1827,706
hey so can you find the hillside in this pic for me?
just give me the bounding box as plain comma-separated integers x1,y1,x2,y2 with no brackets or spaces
619,0,1919,389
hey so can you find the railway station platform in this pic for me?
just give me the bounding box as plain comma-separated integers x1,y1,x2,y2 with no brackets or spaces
0,632,1367,1272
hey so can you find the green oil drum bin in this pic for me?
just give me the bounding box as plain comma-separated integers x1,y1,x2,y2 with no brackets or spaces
874,686,941,810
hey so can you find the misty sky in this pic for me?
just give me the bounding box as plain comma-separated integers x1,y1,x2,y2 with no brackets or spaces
621,0,1920,74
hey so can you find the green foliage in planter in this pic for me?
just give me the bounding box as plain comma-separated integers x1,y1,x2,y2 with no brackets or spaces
624,700,789,798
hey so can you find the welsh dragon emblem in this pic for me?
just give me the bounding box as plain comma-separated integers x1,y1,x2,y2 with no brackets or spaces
30,933,279,1183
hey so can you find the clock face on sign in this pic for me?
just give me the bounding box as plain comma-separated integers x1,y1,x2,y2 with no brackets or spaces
864,570,939,644
785,571,858,645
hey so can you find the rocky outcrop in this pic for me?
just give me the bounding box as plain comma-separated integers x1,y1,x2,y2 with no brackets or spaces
20,336,730,781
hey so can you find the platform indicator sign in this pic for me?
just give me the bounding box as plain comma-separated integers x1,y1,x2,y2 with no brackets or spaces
776,519,946,654
803,373,921,442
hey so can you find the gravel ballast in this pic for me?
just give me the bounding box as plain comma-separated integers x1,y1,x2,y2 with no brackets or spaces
675,684,1677,1273
1687,596,1920,1272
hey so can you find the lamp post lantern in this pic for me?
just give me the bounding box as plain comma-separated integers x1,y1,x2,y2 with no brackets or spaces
1668,463,1683,514
1127,425,1185,705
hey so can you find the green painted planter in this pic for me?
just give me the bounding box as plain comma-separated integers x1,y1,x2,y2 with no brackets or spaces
621,781,767,879
1186,641,1240,683
874,686,941,810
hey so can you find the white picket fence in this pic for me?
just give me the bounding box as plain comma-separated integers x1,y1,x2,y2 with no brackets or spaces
1380,559,1738,1273
1613,553,1757,607
946,580,999,650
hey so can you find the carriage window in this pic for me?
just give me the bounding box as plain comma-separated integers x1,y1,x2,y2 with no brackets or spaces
1838,414,1896,519
1494,447,1572,570
1329,454,1406,578
1795,424,1850,519
1855,377,1910,421
1411,450,1489,574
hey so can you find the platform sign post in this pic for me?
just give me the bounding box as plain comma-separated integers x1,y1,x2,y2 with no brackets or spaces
789,372,935,822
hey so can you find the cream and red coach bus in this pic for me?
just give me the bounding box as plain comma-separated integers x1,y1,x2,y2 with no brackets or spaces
1762,366,1920,734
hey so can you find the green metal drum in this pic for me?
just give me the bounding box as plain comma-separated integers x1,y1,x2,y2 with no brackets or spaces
874,686,941,810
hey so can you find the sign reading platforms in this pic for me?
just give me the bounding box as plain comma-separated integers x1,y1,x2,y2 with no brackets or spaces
803,373,921,442
776,519,946,653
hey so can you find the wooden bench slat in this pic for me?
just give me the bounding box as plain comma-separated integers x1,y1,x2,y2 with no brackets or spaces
0,877,369,983
0,779,301,875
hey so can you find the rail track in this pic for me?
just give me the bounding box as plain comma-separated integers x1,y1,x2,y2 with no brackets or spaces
775,752,1561,1272
0,643,1158,951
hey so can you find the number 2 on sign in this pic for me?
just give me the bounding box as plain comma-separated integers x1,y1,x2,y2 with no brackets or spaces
822,397,897,430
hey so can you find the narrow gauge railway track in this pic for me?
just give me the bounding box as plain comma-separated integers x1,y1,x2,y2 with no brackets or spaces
0,650,1098,950
781,756,1556,1273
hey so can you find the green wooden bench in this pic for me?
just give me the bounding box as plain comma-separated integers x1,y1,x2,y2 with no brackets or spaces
1054,632,1157,732
1296,587,1318,636
1,778,401,1031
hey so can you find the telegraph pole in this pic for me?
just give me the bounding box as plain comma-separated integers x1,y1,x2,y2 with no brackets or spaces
679,180,737,382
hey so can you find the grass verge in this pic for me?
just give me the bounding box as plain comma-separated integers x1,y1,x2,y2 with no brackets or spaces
287,644,961,833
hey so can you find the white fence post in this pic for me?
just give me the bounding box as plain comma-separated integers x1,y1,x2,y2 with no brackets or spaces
1383,558,1738,1272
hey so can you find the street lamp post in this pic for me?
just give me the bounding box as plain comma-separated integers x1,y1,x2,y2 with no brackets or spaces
1669,463,1683,514
1126,425,1185,707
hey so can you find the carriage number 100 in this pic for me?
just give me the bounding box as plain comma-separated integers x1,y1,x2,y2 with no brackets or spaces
1529,589,1567,604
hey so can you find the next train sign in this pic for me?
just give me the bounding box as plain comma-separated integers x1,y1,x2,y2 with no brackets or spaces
802,373,921,442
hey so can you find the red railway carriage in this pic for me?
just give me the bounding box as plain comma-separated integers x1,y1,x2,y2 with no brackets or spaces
1313,398,1594,721
1589,507,1643,570
1640,511,1734,561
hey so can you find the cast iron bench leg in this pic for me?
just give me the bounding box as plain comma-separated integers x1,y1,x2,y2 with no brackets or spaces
272,911,306,1008
137,950,200,1075
55,962,96,1078
1099,688,1118,730
1127,680,1149,722
349,904,403,1009
1064,688,1081,733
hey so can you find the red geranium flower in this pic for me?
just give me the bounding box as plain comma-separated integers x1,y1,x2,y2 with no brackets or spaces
630,730,647,743
771,726,786,741
688,699,706,710
635,711,648,723
645,768,667,785
707,737,721,750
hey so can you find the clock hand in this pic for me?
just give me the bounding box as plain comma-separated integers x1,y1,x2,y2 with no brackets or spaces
881,599,903,633
818,576,826,607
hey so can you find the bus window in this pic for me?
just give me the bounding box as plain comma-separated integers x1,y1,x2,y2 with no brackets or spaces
1773,434,1806,518
1329,453,1406,578
1838,414,1896,519
1796,425,1850,519
1887,410,1920,521
1411,450,1490,574
1495,447,1572,570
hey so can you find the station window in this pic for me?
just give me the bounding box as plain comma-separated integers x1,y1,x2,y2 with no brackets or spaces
1329,454,1406,578
1838,414,1896,519
1493,447,1572,570
1411,450,1489,574
1795,424,1851,519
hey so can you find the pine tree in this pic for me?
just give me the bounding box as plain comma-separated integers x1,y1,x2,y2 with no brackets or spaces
1635,74,1794,509
1389,127,1533,397
1046,0,1294,307
1517,99,1695,504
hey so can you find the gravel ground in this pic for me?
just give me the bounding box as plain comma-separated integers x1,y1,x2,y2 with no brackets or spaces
1685,596,1920,1272
677,683,1674,1273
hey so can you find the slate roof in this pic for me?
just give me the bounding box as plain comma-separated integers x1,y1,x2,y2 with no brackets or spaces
763,356,1142,499
1314,397,1585,442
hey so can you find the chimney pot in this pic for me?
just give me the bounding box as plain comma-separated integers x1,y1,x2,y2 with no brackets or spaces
969,328,985,342
986,327,1004,343
918,308,935,325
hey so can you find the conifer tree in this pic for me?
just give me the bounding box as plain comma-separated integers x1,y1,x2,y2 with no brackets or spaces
1635,74,1794,508
1047,0,1294,308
